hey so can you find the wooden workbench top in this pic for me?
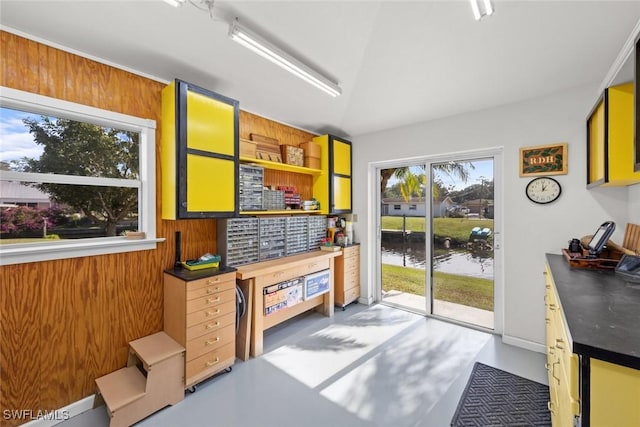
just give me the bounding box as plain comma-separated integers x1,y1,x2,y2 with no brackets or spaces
234,250,341,280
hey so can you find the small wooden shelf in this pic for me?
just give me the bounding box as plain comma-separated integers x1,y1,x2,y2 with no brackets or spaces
239,156,323,176
239,209,321,215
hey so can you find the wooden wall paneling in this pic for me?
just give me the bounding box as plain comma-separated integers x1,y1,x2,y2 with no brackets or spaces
0,30,315,424
0,265,42,427
239,110,315,147
263,170,314,201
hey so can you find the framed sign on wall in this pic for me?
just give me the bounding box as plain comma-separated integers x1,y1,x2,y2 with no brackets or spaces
519,142,568,177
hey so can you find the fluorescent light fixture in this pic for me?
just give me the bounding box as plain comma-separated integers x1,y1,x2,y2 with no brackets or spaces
163,0,186,7
470,0,494,21
229,21,341,97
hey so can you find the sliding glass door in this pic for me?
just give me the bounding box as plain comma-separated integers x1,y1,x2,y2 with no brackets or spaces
377,152,500,331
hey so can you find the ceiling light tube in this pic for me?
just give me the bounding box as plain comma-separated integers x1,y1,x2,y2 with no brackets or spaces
229,21,341,97
470,0,494,20
163,0,185,7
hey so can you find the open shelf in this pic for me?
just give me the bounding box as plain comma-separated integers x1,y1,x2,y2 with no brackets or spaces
239,209,322,216
239,156,323,176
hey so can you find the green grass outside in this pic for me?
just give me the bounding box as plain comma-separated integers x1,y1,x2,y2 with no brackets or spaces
381,263,494,311
381,216,493,241
0,238,51,244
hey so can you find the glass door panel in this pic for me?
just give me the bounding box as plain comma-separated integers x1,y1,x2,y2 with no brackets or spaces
380,165,427,313
430,158,494,329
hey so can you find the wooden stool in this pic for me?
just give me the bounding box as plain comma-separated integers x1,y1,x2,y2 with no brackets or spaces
95,332,185,427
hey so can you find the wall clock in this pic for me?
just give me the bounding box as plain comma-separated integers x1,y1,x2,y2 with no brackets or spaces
525,176,561,204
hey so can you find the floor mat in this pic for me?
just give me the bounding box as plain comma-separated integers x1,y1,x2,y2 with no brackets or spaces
451,362,551,426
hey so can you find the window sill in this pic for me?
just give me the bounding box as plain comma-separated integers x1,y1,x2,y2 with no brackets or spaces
0,237,166,266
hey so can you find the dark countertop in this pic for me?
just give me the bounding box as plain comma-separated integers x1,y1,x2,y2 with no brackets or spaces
164,265,237,282
546,254,640,370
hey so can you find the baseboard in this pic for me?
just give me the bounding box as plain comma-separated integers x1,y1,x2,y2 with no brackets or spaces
502,334,546,354
22,395,95,427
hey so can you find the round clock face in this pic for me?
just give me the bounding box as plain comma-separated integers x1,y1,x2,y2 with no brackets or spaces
525,177,561,204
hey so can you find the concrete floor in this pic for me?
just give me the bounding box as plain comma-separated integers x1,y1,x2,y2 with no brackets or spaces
381,290,494,330
57,303,545,427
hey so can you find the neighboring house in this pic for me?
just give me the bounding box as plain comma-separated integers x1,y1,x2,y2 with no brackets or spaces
381,197,427,217
432,196,456,218
463,198,494,218
0,181,56,210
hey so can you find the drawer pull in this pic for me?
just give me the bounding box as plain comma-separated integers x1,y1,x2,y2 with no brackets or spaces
206,287,220,294
207,278,221,284
206,321,221,330
545,318,550,324
548,304,556,311
205,337,220,346
552,361,561,383
206,357,220,367
205,309,221,317
548,346,555,355
206,296,221,304
548,401,556,414
555,338,565,350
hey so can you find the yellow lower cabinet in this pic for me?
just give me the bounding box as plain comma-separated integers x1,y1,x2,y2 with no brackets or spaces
590,359,640,427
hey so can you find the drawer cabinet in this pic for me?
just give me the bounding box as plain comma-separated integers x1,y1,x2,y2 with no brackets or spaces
164,269,237,389
545,256,640,426
335,244,360,309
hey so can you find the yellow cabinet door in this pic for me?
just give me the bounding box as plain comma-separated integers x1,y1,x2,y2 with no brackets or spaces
311,134,353,214
587,82,640,187
591,358,640,427
162,79,239,219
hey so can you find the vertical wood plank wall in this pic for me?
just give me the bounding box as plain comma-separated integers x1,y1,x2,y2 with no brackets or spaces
0,31,315,426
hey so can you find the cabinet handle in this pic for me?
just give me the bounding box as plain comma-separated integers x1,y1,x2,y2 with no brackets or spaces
555,338,564,350
206,287,220,294
545,317,550,324
552,361,561,383
548,401,556,414
205,337,220,346
207,296,221,304
206,357,220,367
548,346,555,355
206,309,221,317
206,321,221,330
548,304,556,311
207,278,221,284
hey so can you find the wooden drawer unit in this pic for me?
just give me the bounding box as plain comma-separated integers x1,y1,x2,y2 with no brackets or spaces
335,244,360,309
164,268,237,389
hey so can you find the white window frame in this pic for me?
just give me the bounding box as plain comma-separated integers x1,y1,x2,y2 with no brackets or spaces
0,86,162,266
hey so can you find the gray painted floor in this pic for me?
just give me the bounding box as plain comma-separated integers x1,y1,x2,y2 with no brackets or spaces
59,303,547,427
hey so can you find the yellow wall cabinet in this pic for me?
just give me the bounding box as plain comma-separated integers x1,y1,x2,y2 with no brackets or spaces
545,256,640,426
162,79,239,219
312,134,352,214
587,82,640,187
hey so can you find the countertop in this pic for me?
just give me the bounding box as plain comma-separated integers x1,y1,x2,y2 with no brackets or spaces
164,265,237,281
546,253,640,369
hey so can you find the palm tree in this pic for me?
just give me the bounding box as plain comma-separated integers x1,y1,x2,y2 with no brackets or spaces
381,162,473,201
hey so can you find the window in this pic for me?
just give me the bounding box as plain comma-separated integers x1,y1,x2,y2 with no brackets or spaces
393,204,401,210
0,87,158,265
409,204,417,210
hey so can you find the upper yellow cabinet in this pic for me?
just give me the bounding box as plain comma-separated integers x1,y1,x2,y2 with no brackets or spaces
312,134,352,214
587,82,640,187
162,79,239,219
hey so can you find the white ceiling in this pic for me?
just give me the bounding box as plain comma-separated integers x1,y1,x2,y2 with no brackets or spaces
1,1,639,138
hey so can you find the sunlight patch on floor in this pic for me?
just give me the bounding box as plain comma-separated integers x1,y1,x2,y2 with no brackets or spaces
261,305,422,388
